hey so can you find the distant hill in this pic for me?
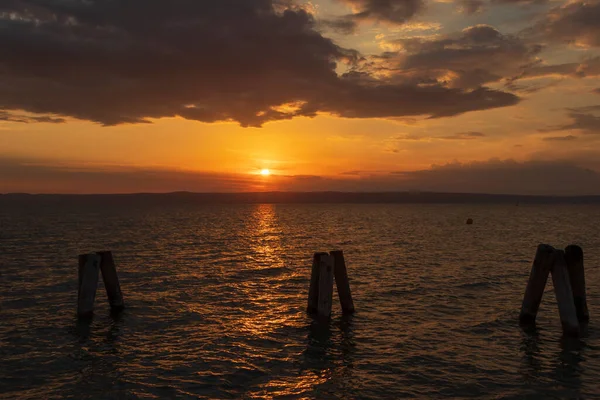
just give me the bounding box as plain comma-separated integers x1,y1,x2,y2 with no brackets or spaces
2,191,600,205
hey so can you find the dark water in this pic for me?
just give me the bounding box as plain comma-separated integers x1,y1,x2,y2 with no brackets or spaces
2,200,600,399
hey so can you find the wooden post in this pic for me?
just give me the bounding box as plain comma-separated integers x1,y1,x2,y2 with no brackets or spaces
77,253,101,318
565,245,589,322
307,252,327,314
551,250,579,335
330,250,355,314
317,253,335,318
519,244,555,324
98,251,124,312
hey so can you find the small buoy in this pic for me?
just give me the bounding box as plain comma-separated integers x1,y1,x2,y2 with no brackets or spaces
466,218,474,225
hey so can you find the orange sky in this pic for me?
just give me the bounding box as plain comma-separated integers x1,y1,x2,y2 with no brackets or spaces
1,0,600,194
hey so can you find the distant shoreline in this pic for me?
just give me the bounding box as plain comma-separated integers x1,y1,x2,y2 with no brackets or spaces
2,191,600,204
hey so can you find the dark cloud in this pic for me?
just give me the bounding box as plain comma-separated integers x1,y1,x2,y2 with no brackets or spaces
318,17,358,34
0,157,257,193
439,131,486,140
521,57,600,79
0,111,65,124
529,148,600,171
372,23,596,94
540,105,600,134
338,0,424,24
281,160,600,194
397,131,486,140
457,0,486,15
491,0,548,5
523,63,581,78
542,135,578,141
505,57,600,93
375,25,540,89
504,80,561,94
572,105,600,113
0,1,519,126
554,113,600,134
529,0,600,47
392,159,600,195
3,157,600,195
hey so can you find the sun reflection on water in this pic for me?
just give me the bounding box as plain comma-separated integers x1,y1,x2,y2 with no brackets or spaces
250,204,283,266
245,372,330,399
236,204,291,338
232,204,347,398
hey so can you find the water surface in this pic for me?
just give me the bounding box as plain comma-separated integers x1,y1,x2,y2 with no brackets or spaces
2,201,600,399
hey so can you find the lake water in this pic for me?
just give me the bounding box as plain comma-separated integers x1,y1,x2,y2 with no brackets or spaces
2,199,600,399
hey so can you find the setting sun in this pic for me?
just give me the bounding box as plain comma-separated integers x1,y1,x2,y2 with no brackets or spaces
260,169,271,176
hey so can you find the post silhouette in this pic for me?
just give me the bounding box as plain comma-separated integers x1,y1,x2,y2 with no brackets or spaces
308,251,356,318
98,251,124,312
77,251,124,318
565,245,589,322
331,250,355,314
519,244,555,324
317,253,335,318
307,252,328,314
78,253,101,318
551,250,579,335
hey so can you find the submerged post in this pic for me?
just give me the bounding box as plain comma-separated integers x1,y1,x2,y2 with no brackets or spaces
78,253,102,318
565,245,589,322
317,253,335,318
330,250,355,314
98,251,124,312
551,250,579,335
520,244,555,324
307,252,328,314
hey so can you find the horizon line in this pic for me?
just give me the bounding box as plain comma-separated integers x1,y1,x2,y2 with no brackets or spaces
2,191,600,199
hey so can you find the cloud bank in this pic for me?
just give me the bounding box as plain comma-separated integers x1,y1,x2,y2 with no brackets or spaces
0,0,520,126
367,25,541,89
338,0,424,24
530,0,600,48
3,157,600,195
541,105,600,134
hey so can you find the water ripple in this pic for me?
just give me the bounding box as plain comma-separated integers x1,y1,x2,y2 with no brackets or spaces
2,202,600,398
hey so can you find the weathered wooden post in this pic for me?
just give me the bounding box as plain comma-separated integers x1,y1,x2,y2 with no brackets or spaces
98,251,125,312
519,244,555,324
78,251,124,318
330,250,355,314
551,250,580,335
317,253,335,318
78,253,102,318
565,245,589,322
308,251,355,318
307,252,328,314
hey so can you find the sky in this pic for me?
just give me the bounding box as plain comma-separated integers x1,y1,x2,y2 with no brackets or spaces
1,0,600,194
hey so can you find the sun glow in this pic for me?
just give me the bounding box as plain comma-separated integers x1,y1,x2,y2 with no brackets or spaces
260,169,271,176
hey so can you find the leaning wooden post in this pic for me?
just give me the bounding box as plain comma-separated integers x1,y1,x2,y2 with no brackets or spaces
520,244,555,324
551,249,580,335
565,245,589,322
98,251,124,312
78,253,102,318
307,252,327,314
308,252,326,314
330,250,355,314
317,253,335,318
